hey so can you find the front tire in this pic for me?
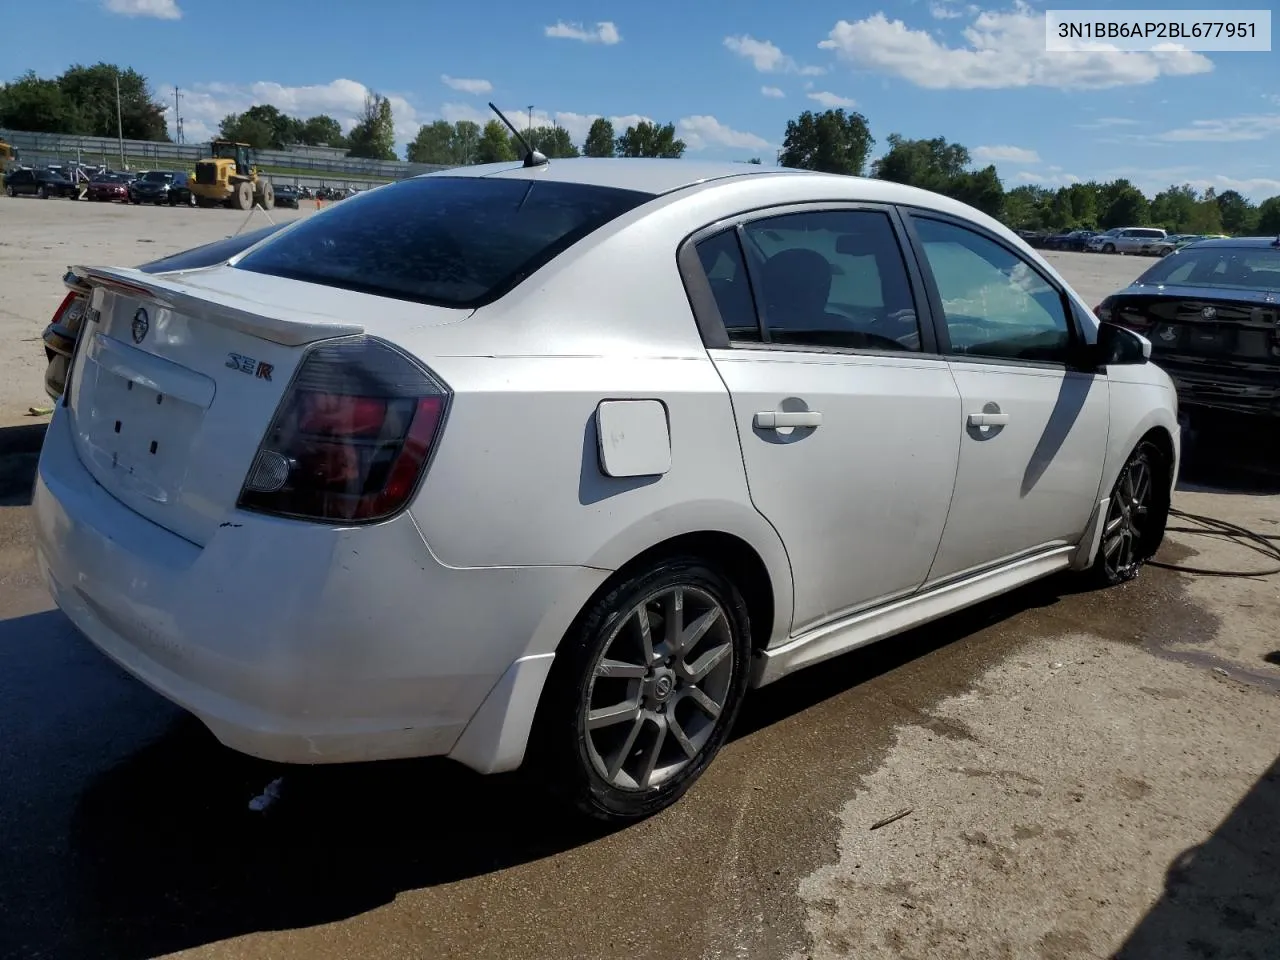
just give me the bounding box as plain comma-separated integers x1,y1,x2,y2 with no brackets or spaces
532,557,752,823
1102,242,1116,253
1090,440,1168,586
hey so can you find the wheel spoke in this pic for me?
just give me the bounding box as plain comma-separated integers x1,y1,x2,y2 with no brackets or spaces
1104,513,1125,537
1104,532,1123,558
668,713,699,759
675,607,721,655
682,685,723,720
662,588,684,649
634,604,657,666
587,697,641,730
606,714,647,780
679,642,732,684
596,658,647,680
638,715,669,789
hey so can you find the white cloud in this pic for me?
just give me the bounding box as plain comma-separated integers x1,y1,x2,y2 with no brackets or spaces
1155,114,1280,142
806,91,857,108
441,102,652,144
104,0,181,18
819,4,1213,90
440,75,492,95
724,34,826,76
1076,116,1141,129
973,144,1040,163
929,2,963,19
177,78,425,146
761,86,785,99
544,21,621,44
677,115,771,151
1016,171,1081,186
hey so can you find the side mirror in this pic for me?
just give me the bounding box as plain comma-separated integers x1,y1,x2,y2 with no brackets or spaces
1096,322,1151,366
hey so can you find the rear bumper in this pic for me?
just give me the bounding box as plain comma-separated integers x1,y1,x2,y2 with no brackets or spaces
1163,365,1280,418
33,408,606,769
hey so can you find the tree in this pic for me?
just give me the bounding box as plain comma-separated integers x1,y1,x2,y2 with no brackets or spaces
1003,185,1053,229
0,71,77,133
1254,196,1280,235
346,92,396,160
615,121,685,158
218,112,274,149
745,157,762,164
406,119,479,164
777,109,874,176
514,125,579,159
1149,184,1199,232
872,134,970,191
475,119,516,163
1098,179,1149,229
298,114,345,147
54,62,169,140
1216,190,1257,235
949,165,1005,219
583,117,615,158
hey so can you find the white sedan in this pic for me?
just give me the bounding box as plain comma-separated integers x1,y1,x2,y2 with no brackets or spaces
33,158,1179,822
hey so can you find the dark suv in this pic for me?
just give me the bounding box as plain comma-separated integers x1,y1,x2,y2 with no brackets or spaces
3,167,77,199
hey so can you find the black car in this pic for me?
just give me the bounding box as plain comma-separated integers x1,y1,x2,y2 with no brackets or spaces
168,171,196,206
1044,229,1097,252
274,183,300,208
1095,237,1280,423
3,167,77,198
128,170,178,205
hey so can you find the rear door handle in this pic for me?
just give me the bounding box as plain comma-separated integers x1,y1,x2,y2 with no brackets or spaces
967,412,1010,427
755,410,823,429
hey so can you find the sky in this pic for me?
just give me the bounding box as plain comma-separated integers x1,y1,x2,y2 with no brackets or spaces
2,0,1278,200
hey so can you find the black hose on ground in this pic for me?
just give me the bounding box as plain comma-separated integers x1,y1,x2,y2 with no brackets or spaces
1147,507,1280,578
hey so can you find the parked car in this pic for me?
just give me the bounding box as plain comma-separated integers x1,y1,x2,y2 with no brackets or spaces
86,172,132,203
3,167,78,198
129,169,180,205
1087,227,1167,254
33,161,1179,822
168,171,197,207
1095,235,1280,425
1044,229,1098,252
274,183,300,208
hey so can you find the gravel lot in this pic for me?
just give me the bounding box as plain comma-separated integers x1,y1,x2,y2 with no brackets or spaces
0,194,1277,960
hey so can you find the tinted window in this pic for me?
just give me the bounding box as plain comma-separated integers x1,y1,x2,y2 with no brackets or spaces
1137,246,1280,291
736,209,922,352
915,217,1071,363
695,230,760,341
235,176,652,308
139,224,289,274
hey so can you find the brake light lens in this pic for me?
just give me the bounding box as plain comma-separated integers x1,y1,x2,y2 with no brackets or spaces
237,336,449,524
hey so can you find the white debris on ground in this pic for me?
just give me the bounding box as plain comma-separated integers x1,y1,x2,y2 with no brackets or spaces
248,776,285,813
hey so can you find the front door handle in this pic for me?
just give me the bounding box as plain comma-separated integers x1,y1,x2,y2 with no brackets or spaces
967,412,1010,427
755,410,823,429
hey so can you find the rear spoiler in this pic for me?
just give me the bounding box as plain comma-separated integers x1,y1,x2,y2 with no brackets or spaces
72,265,365,348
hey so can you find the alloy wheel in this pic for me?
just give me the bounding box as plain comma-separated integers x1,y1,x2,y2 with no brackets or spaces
583,585,735,791
1102,449,1153,581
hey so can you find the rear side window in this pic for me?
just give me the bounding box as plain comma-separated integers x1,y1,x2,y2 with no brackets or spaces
234,176,653,308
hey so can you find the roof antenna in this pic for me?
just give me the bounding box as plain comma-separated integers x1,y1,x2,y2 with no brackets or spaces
488,102,548,168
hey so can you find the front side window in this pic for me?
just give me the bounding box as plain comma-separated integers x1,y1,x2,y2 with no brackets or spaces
913,216,1071,363
733,209,922,352
235,176,653,308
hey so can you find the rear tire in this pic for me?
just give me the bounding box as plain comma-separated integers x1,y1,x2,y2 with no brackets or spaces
1089,440,1168,587
1102,243,1116,253
38,185,48,199
531,556,752,823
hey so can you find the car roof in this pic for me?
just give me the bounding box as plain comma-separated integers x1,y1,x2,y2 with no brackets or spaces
1185,236,1280,249
418,157,800,195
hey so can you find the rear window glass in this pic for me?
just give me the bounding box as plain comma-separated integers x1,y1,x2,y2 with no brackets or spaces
234,176,653,308
1137,246,1280,291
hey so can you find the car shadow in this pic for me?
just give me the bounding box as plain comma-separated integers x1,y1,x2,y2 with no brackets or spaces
1114,754,1280,958
1177,416,1280,495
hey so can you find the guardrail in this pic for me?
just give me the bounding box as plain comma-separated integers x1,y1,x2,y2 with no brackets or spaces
1,128,450,179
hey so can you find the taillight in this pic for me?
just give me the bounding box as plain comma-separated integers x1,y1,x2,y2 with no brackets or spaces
237,336,449,524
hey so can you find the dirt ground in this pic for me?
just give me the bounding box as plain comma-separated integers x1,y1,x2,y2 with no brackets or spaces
0,194,1277,960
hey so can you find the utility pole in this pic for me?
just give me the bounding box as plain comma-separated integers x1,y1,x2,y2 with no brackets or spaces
115,71,125,169
173,86,184,144
527,105,534,132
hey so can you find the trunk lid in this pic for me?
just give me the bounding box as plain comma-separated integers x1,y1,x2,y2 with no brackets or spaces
63,264,465,546
1110,287,1280,367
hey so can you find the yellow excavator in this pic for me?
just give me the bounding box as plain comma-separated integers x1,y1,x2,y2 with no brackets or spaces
0,137,17,166
190,140,274,210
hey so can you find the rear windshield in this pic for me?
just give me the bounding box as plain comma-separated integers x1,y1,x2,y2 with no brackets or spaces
1137,245,1280,291
234,176,653,308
